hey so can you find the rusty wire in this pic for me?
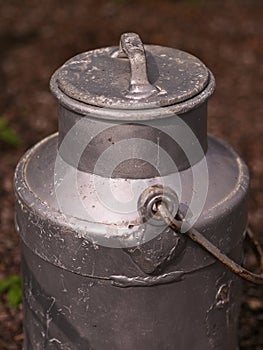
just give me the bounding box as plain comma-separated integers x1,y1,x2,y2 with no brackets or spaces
157,202,263,285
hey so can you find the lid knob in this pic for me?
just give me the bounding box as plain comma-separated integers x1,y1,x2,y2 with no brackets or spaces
115,33,159,100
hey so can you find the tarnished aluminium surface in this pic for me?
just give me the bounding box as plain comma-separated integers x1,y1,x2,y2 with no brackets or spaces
15,133,249,349
50,32,215,117
54,46,210,109
14,32,249,349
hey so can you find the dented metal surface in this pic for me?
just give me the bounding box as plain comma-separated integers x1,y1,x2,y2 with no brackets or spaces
15,33,249,349
205,270,241,349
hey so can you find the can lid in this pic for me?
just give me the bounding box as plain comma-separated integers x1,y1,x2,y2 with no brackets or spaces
52,33,212,110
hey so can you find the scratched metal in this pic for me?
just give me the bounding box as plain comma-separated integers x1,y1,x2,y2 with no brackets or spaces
15,33,249,349
55,46,210,109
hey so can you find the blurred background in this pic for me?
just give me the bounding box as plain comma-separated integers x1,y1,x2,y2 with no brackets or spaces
0,0,262,348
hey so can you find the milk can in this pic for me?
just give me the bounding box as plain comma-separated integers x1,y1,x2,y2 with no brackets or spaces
14,33,263,350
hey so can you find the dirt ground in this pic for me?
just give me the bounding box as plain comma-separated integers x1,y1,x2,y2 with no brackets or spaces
0,0,263,349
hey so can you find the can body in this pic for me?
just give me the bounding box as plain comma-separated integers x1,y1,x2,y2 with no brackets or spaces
21,243,242,350
15,132,249,350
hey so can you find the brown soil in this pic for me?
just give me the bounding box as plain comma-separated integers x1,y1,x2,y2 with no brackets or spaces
0,0,263,349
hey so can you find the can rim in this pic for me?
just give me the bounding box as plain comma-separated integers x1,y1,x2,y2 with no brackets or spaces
50,70,215,120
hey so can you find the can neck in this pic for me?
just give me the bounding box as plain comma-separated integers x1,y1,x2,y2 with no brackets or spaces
57,103,207,179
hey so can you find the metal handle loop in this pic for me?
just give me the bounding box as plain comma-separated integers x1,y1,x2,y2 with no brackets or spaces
117,32,158,100
157,202,263,285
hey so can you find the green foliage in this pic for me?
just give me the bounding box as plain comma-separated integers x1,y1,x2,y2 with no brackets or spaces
0,275,22,307
0,117,20,147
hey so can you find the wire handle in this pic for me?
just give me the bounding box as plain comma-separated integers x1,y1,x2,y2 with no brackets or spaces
157,202,263,285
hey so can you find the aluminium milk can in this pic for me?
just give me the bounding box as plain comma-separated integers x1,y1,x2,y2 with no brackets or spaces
14,33,249,349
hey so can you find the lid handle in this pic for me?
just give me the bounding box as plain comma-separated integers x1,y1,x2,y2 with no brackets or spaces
117,33,159,100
